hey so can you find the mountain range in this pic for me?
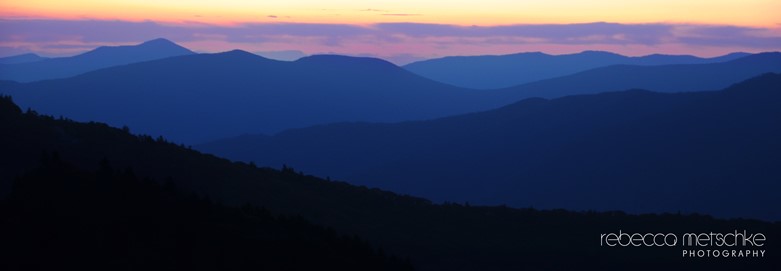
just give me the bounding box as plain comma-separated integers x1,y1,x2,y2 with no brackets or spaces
502,52,781,98
0,38,194,82
2,94,778,271
1,40,779,144
404,51,751,89
2,31,780,271
197,73,781,221
0,50,498,143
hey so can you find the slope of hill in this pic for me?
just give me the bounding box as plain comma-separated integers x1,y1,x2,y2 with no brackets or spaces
2,95,779,270
1,156,413,271
0,38,194,82
198,73,781,221
404,51,751,89
0,53,48,64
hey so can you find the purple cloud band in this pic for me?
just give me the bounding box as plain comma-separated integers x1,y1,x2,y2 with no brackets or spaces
1,19,779,56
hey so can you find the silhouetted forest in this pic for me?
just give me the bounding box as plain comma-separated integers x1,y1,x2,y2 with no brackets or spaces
1,95,779,270
0,154,413,271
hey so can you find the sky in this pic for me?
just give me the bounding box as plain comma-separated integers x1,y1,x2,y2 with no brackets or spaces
1,0,780,64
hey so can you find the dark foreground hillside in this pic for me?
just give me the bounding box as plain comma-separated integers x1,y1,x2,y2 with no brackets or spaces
0,156,412,271
0,96,779,270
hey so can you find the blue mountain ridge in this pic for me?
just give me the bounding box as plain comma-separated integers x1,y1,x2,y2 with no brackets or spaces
0,38,194,82
1,49,778,144
404,51,751,89
0,53,48,64
197,73,781,221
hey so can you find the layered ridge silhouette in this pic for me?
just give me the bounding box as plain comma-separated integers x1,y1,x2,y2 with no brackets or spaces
405,51,751,89
198,73,781,220
1,95,778,271
0,38,194,82
0,50,498,143
502,52,781,98
1,44,778,144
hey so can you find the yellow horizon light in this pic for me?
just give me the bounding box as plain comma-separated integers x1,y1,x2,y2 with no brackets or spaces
1,0,779,27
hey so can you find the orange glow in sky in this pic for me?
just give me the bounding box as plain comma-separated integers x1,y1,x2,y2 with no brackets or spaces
2,0,780,27
1,1,780,62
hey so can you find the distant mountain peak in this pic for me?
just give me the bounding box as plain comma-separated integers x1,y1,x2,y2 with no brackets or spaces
79,38,194,58
404,50,770,89
0,53,48,64
137,38,192,51
140,38,177,45
721,52,751,57
509,51,549,57
297,54,398,68
215,49,274,60
4,53,41,58
753,51,781,57
0,38,196,82
222,49,255,55
728,52,781,64
298,54,380,61
578,50,622,56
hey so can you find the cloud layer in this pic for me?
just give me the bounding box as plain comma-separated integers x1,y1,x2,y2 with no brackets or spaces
1,19,779,64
